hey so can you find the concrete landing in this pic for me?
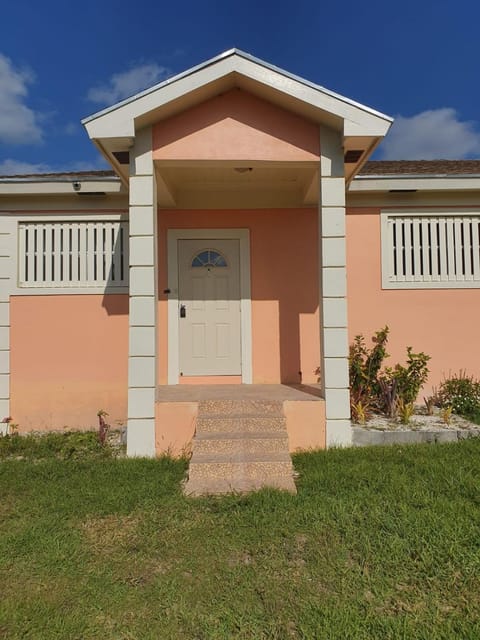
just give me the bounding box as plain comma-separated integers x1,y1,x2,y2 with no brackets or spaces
184,399,297,496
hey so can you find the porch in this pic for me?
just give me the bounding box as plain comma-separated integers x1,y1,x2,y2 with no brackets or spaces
155,383,325,457
82,51,392,458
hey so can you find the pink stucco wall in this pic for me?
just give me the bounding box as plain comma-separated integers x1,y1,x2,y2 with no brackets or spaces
157,208,320,385
346,208,480,393
152,88,320,162
10,295,129,431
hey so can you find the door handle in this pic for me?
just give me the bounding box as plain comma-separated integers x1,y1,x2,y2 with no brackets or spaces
180,304,186,318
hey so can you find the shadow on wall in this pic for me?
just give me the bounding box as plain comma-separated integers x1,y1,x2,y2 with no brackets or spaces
102,226,129,316
157,208,321,384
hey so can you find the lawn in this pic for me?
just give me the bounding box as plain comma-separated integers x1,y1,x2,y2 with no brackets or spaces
1,434,480,639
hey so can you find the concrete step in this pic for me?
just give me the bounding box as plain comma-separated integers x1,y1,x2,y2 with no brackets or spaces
190,451,293,465
193,433,290,456
185,475,297,496
198,399,284,416
196,414,287,434
185,397,295,496
185,455,296,495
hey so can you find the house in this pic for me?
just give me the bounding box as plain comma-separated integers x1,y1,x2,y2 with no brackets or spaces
1,49,479,459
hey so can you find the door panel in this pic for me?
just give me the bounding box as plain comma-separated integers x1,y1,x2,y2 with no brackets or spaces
178,239,241,376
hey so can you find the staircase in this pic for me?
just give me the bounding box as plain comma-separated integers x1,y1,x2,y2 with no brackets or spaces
184,399,297,496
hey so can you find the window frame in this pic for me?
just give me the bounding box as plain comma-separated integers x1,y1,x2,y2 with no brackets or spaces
381,208,480,290
13,212,129,295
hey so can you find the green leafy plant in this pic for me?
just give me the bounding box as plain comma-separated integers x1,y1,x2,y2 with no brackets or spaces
349,328,430,423
349,326,389,422
390,348,431,406
438,371,480,421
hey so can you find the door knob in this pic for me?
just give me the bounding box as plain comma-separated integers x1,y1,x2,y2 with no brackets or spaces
180,304,186,318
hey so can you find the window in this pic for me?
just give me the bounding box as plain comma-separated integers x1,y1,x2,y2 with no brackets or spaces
381,211,480,289
191,249,227,268
18,220,129,288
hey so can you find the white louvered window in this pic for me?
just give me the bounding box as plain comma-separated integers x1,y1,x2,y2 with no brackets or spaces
18,220,129,288
382,211,480,289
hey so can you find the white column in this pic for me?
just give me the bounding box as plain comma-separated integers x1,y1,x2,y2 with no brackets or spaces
319,127,351,447
126,127,158,457
0,219,14,435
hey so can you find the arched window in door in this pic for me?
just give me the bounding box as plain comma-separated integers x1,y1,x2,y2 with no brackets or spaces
191,249,227,268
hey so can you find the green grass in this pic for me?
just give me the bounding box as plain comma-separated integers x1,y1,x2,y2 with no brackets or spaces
1,435,480,639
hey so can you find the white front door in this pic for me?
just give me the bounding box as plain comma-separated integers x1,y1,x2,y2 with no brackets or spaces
178,238,241,376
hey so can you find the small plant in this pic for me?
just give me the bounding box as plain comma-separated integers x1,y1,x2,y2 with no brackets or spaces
351,399,371,425
349,328,430,422
397,399,415,425
349,326,389,417
424,396,435,416
1,416,18,436
440,406,453,425
97,410,110,446
391,348,431,405
438,371,480,421
378,377,398,418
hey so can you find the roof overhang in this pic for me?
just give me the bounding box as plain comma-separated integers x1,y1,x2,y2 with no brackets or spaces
82,49,392,185
350,174,480,193
0,175,123,196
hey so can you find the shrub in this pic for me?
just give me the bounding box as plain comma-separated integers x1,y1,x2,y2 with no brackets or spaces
349,326,389,419
388,348,431,405
349,327,430,422
438,371,480,421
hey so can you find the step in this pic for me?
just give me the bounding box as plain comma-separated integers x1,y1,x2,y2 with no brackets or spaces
198,399,284,416
187,456,294,482
186,457,296,494
185,397,295,496
184,475,297,496
195,414,287,434
193,434,290,456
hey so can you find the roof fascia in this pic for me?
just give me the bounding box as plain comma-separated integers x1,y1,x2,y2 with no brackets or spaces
0,179,123,196
83,49,392,141
349,175,480,192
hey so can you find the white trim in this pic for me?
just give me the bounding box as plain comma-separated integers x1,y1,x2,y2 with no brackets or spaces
83,51,391,141
0,180,123,196
167,228,252,385
83,49,392,126
381,209,480,289
350,176,480,192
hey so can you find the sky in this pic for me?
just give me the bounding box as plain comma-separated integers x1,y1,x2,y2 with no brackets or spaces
1,0,479,175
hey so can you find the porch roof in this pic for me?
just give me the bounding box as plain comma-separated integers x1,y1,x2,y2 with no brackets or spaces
82,49,392,186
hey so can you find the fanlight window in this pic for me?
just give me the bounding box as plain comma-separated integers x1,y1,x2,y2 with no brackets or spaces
191,249,227,268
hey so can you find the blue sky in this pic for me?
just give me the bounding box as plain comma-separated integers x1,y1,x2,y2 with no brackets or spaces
1,0,479,175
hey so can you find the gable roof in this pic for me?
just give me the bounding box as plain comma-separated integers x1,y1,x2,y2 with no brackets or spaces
82,49,391,132
82,49,392,184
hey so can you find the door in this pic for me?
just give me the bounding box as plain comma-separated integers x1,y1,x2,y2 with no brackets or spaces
178,238,241,376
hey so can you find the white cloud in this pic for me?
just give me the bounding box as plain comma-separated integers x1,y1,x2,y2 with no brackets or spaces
0,157,109,176
380,108,480,160
63,122,79,136
0,159,51,175
0,53,43,145
87,63,171,105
